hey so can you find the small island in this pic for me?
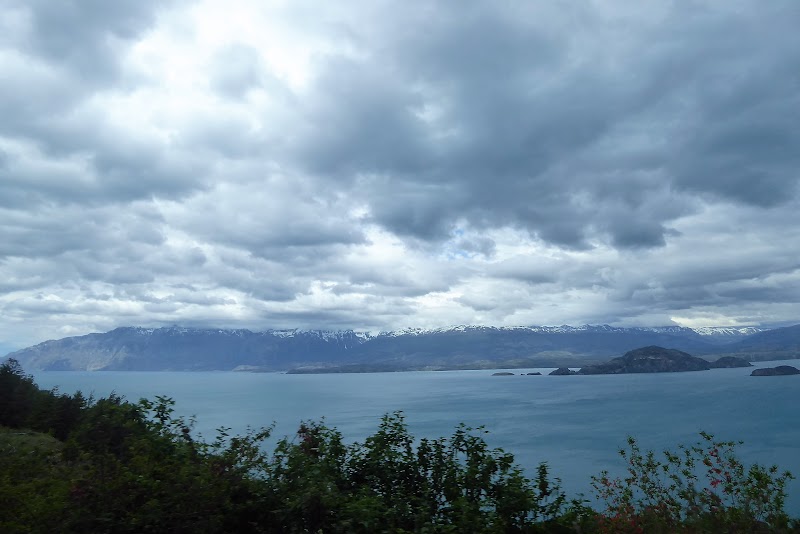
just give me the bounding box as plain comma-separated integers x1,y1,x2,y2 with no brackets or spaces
578,346,710,374
549,367,577,376
751,365,800,376
709,356,753,368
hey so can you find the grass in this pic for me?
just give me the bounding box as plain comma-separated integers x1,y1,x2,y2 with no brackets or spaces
0,425,63,456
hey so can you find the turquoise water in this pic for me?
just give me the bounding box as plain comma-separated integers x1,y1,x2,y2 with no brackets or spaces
33,361,800,513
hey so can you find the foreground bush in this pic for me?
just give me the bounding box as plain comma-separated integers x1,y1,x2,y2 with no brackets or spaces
591,433,795,533
262,413,568,532
0,358,797,532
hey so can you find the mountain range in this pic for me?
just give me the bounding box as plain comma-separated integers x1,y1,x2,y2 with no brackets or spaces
4,323,799,373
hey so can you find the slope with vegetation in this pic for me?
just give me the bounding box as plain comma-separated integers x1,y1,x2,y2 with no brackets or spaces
0,358,797,532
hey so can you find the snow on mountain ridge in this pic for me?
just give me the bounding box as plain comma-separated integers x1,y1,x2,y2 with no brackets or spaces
687,326,766,336
89,324,771,342
372,324,768,337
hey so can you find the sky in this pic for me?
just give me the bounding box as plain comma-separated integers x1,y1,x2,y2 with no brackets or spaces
1,0,799,351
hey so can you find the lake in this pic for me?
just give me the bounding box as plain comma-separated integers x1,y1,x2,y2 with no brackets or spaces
33,360,800,514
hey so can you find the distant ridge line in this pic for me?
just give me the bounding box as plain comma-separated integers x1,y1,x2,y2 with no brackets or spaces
109,323,768,339
6,323,796,373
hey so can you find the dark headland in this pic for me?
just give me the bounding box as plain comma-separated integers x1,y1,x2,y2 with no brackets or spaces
577,346,711,374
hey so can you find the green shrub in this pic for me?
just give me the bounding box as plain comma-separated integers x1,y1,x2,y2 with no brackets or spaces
263,412,568,533
591,432,795,533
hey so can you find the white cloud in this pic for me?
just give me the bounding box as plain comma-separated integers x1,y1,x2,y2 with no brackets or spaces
1,0,799,349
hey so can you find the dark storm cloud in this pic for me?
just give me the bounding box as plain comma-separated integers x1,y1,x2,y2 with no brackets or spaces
0,0,206,209
287,0,800,249
1,0,169,129
290,57,434,179
658,2,800,207
0,203,165,260
2,0,800,348
203,248,303,301
597,205,800,322
167,181,367,259
10,0,175,83
0,111,209,208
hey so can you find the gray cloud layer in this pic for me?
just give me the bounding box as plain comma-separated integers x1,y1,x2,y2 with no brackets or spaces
1,0,799,348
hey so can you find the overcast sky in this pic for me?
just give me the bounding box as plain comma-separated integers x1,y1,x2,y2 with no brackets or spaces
1,0,799,350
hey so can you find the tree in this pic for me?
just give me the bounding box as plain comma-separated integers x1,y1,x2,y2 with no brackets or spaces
0,358,38,428
263,412,568,532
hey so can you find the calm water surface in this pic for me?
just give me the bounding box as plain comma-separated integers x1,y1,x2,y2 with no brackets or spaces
34,361,800,512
